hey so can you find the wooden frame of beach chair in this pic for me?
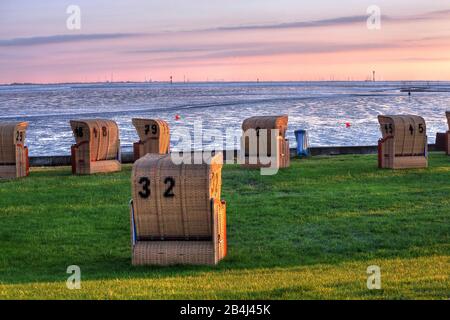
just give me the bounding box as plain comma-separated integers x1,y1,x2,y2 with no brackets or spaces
378,115,428,169
130,153,227,266
446,111,450,155
70,119,121,175
0,122,29,179
132,118,170,161
240,115,290,169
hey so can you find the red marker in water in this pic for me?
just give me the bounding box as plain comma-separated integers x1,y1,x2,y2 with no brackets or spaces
345,122,351,128
175,114,181,120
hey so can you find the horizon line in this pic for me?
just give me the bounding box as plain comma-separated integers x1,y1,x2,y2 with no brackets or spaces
2,79,450,86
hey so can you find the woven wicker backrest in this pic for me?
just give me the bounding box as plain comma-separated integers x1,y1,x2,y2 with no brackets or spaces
242,115,288,137
446,111,450,129
0,122,28,164
242,115,288,157
132,153,223,240
132,118,169,141
132,118,170,154
378,115,426,156
70,119,119,161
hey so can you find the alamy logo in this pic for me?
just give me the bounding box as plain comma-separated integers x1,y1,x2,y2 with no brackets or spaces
366,5,381,30
66,265,81,289
66,5,81,30
366,265,381,290
169,120,280,175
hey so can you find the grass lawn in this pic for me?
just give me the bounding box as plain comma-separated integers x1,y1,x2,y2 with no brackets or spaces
0,153,449,299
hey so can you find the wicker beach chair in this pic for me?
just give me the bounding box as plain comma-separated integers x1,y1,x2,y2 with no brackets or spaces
132,118,170,161
378,115,428,169
446,111,450,155
434,111,450,153
240,115,290,168
70,119,121,175
0,122,29,179
130,153,227,266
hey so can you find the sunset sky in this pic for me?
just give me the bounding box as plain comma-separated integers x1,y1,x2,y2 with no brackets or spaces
1,0,450,83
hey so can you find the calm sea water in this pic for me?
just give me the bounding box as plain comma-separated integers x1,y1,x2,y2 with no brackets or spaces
0,81,449,156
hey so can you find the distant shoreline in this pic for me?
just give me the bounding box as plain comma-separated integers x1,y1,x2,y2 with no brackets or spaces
2,80,450,87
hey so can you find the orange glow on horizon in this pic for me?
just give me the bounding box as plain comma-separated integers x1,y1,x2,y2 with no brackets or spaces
1,7,450,83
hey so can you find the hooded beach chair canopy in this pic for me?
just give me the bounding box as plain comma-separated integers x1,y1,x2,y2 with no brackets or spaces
241,115,290,168
70,119,120,161
0,122,28,164
0,121,29,178
378,115,426,156
70,119,121,174
377,114,427,169
132,118,170,160
130,153,226,266
242,115,288,137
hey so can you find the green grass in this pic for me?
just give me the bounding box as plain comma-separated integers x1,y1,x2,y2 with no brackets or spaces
0,153,449,299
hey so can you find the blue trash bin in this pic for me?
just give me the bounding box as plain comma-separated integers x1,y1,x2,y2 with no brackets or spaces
294,129,310,157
